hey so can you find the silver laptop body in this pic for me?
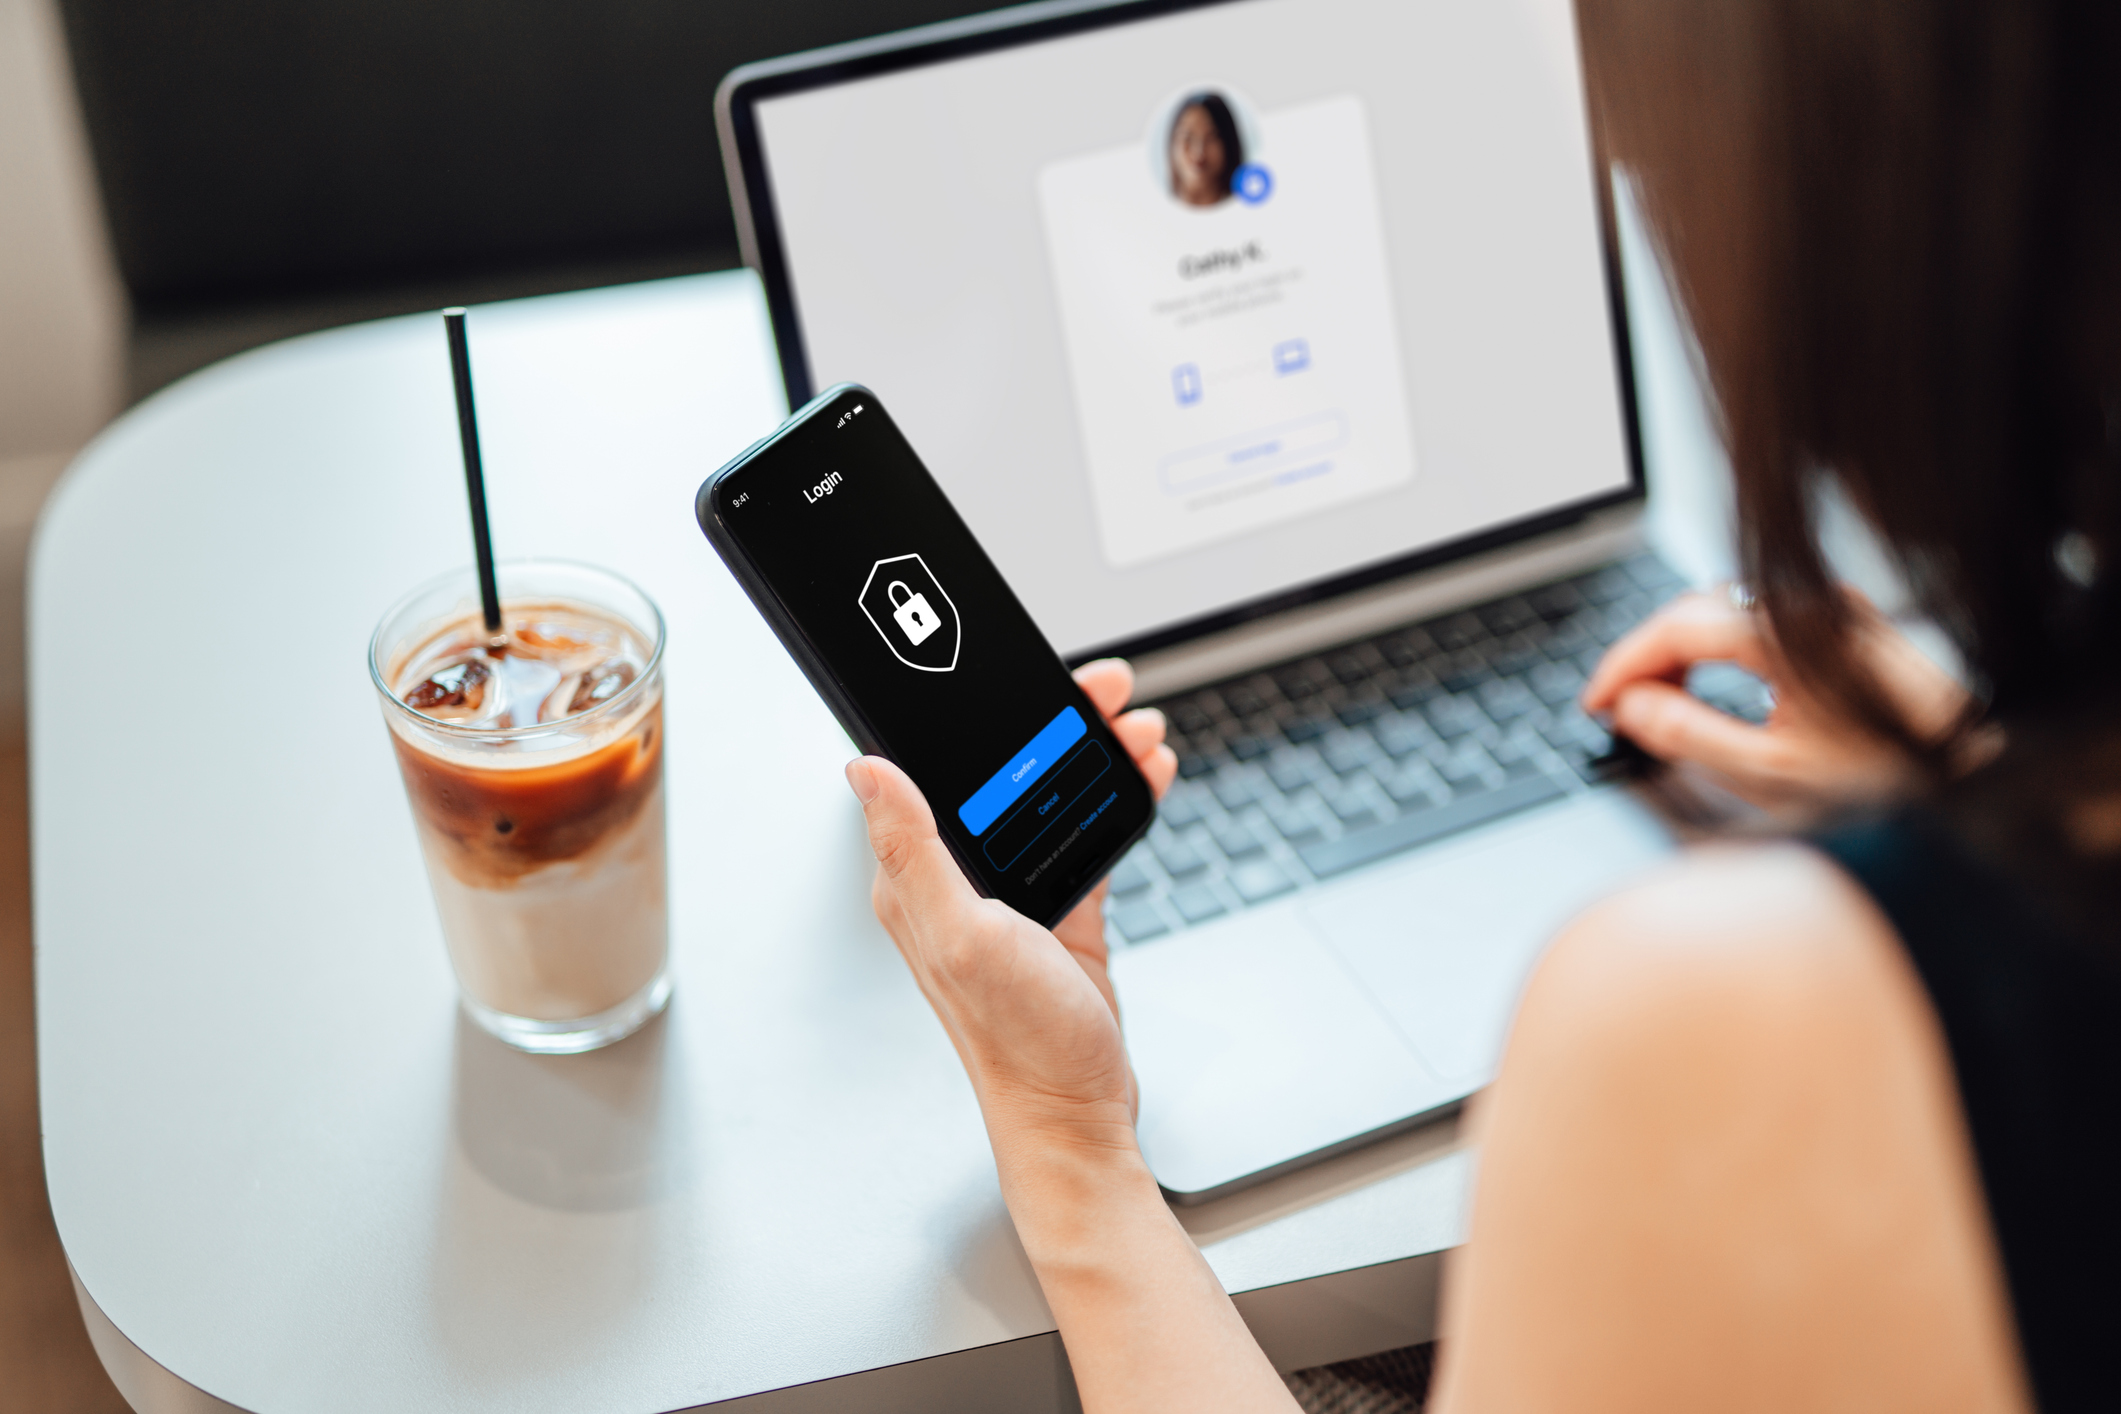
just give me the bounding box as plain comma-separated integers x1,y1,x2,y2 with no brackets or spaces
719,0,1690,1201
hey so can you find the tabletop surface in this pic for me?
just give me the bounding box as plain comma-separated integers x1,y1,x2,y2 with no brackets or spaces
31,272,1482,1413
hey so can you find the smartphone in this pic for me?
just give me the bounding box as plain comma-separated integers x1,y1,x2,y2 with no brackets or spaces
695,384,1156,927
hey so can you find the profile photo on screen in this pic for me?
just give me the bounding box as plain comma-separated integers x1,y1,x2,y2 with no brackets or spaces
1166,92,1243,206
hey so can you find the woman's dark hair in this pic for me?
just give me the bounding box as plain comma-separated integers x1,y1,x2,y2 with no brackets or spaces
1585,0,2121,851
1173,92,1244,194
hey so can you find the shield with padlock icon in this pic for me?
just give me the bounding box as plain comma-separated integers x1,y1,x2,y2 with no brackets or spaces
858,553,961,672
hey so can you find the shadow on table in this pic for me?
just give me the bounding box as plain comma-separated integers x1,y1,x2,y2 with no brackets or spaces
430,1007,695,1382
451,1005,679,1212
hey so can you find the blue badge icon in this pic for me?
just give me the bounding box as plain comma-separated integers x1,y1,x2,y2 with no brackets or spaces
1233,163,1273,204
1172,363,1202,406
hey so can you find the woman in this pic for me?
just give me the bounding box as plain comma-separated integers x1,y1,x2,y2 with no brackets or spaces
845,1,2119,1408
1168,92,1244,207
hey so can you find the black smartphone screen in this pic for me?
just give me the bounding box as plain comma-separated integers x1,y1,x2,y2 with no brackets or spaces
699,385,1155,925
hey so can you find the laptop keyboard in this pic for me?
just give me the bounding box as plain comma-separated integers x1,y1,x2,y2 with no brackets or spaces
1102,551,1768,948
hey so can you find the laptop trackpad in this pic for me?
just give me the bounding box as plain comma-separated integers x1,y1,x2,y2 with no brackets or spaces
1114,901,1454,1199
1305,790,1675,1084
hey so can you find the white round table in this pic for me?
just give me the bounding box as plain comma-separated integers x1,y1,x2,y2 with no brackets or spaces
32,272,1470,1413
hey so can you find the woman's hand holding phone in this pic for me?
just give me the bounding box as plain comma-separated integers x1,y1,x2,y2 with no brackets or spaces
846,658,1174,1142
847,659,1295,1414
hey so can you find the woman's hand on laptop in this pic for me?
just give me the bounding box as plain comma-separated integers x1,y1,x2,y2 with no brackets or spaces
1580,587,1969,815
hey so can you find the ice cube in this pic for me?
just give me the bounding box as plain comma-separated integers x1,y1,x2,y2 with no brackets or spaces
487,651,561,728
402,658,491,716
568,659,637,714
512,620,601,662
535,658,637,723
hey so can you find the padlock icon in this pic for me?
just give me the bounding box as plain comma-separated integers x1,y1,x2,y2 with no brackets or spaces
888,580,941,645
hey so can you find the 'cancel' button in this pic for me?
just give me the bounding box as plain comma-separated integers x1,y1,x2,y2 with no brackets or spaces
981,739,1112,872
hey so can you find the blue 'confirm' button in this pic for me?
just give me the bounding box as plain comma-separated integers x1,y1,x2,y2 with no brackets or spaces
959,706,1087,837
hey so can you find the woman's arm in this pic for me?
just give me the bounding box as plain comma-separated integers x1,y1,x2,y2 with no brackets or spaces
848,660,1298,1414
989,1122,1297,1414
1430,847,2028,1414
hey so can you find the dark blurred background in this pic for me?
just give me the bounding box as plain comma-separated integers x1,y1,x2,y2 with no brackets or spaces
55,0,1000,395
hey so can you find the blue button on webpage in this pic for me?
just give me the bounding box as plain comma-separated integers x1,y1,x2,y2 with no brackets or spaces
958,706,1088,837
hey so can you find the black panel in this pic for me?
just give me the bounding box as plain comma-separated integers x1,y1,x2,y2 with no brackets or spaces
55,0,999,309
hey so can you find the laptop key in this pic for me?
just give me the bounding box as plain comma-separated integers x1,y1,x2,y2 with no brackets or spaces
1530,660,1584,705
1280,715,1329,744
1264,799,1324,844
1298,773,1568,879
1153,834,1208,878
1172,701,1215,735
1542,619,1592,659
1486,643,1542,677
1612,590,1658,628
1381,768,1438,807
1229,859,1296,904
1370,711,1430,758
1109,900,1171,943
1107,854,1154,897
1388,677,1437,711
1425,694,1490,740
1266,750,1325,793
1541,704,1606,751
1159,787,1204,828
1212,772,1259,810
1325,785,1380,826
1274,663,1327,700
1429,612,1485,652
1378,630,1433,667
1529,582,1585,620
1477,599,1531,637
1624,552,1686,593
1321,732,1376,775
1439,746,1498,790
1327,652,1373,686
1477,677,1538,722
1335,697,1385,727
1209,816,1264,859
1576,566,1634,606
1170,884,1228,925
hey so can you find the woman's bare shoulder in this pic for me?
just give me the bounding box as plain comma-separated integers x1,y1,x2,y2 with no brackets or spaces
1525,842,1909,1049
1433,843,2030,1413
1491,841,1962,1231
1499,841,1967,1229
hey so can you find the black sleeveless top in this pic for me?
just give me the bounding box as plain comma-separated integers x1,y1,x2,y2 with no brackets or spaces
1814,814,2121,1413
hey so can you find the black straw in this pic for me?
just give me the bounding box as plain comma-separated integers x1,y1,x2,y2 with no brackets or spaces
443,307,503,636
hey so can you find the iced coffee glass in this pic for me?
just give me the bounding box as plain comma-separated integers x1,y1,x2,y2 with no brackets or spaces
371,560,669,1053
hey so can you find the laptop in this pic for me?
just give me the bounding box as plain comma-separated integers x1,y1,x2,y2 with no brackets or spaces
719,0,1739,1202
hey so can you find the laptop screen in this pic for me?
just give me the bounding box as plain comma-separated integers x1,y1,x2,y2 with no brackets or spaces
746,0,1635,660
